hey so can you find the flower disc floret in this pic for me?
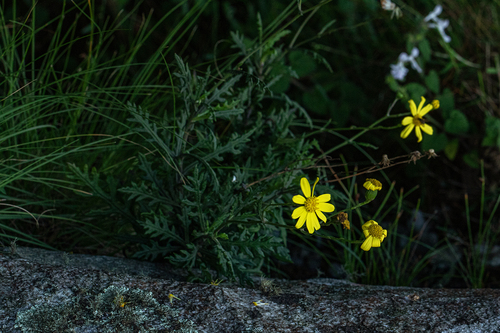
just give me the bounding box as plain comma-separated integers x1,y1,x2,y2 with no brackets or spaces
400,96,435,142
292,177,335,234
360,220,388,251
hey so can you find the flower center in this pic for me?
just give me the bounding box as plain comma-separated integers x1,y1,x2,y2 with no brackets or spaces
305,196,318,212
368,225,384,238
413,116,424,126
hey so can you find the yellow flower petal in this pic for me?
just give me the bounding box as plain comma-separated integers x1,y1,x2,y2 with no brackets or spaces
417,96,426,113
362,220,376,229
292,206,306,219
306,212,319,234
419,104,433,116
311,177,320,195
317,202,335,212
402,116,413,126
361,236,373,251
415,126,423,142
316,193,331,203
316,210,327,223
292,195,306,205
371,237,381,247
421,123,433,135
312,215,321,231
400,124,414,139
295,212,307,229
409,99,417,116
300,178,311,198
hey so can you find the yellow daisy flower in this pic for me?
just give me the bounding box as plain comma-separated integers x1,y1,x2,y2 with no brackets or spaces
400,96,438,142
360,220,388,251
292,177,335,234
363,179,382,191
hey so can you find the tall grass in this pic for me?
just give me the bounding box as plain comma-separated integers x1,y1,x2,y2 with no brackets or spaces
1,0,499,287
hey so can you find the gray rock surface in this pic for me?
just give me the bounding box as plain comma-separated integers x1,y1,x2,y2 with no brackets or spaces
1,246,500,332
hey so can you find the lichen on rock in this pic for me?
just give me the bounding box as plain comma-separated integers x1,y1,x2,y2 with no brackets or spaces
15,285,198,333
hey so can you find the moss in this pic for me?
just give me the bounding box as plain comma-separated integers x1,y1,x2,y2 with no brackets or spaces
15,285,198,333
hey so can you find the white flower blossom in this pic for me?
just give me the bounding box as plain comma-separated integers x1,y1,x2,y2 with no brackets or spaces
398,47,422,73
380,0,402,19
390,62,409,81
424,5,451,43
381,0,396,10
428,18,451,43
424,5,443,22
390,47,422,81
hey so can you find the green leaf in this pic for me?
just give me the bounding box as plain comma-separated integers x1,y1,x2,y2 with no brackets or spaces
481,116,500,147
444,110,469,134
437,88,454,118
463,150,480,168
422,132,448,152
418,38,432,62
289,50,317,77
318,19,336,37
303,85,330,115
425,70,440,94
405,83,427,103
486,67,498,74
444,138,459,160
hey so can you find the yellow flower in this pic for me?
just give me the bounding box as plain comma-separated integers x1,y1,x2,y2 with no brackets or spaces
400,96,436,142
292,177,335,234
253,300,269,306
360,220,388,251
168,293,181,304
363,179,382,191
431,100,440,109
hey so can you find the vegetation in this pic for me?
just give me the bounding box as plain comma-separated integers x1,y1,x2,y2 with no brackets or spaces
1,0,499,288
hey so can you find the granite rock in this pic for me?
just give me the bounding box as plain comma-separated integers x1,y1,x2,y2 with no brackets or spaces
1,247,500,332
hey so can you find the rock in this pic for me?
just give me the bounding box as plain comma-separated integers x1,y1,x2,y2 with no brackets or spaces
1,247,500,332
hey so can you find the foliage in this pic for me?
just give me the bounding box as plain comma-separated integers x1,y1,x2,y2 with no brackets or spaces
1,0,500,289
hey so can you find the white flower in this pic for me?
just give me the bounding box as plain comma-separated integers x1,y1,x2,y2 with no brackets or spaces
390,62,409,81
428,18,451,43
424,5,451,43
380,0,396,10
380,0,402,19
390,47,422,81
424,5,443,22
398,47,422,73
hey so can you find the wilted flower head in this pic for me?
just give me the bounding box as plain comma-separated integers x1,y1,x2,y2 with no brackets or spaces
380,0,402,19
